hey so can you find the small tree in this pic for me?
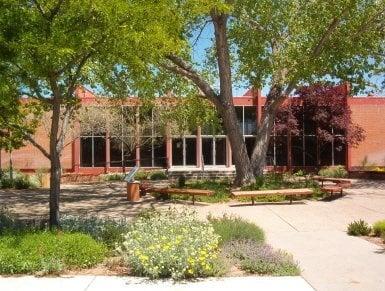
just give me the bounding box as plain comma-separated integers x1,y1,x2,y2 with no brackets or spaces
1,0,182,227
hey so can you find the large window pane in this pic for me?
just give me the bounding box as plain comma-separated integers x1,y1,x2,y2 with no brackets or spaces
154,138,167,167
215,138,226,165
320,142,332,166
93,137,106,167
123,145,136,167
275,136,287,166
140,140,153,167
235,106,243,133
110,138,123,167
266,138,275,166
304,136,317,166
172,138,183,166
202,138,213,165
185,138,196,166
291,136,304,166
244,106,257,135
80,137,93,167
334,139,346,165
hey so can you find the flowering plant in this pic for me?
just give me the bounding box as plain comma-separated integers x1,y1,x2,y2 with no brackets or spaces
117,208,220,279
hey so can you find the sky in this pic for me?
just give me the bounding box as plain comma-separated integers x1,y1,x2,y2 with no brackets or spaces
189,23,385,97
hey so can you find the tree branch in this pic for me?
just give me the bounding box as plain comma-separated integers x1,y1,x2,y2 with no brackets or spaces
164,54,219,102
26,135,51,160
312,7,351,57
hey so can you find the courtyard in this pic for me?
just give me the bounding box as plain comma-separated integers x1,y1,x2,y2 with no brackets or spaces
1,179,385,290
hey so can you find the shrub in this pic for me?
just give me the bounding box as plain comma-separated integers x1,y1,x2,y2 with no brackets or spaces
0,177,14,189
318,165,348,178
222,240,299,276
179,180,231,203
372,220,385,237
149,171,168,180
0,232,106,274
60,215,130,249
102,173,125,181
208,215,265,245
347,220,371,236
117,208,221,279
134,171,150,181
0,173,38,189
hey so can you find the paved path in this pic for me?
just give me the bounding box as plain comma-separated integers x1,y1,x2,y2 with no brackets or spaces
0,276,312,291
194,180,385,291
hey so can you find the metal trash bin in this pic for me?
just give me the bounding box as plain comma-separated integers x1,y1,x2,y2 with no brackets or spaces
127,181,140,202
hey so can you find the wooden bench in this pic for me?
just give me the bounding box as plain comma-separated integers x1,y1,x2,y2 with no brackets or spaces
321,185,344,197
312,176,352,187
231,188,313,205
142,187,214,204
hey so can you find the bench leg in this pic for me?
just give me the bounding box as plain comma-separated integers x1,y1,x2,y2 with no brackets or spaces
290,197,293,204
192,195,195,205
252,197,255,205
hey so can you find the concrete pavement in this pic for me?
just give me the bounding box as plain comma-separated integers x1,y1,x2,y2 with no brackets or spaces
195,179,385,291
0,276,313,291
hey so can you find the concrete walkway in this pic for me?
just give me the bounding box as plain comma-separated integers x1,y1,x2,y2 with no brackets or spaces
0,276,313,291
195,179,385,291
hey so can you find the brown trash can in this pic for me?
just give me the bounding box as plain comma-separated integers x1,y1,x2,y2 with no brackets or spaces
127,181,140,202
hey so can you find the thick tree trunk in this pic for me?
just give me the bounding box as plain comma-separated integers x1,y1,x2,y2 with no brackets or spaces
251,88,285,176
212,12,255,186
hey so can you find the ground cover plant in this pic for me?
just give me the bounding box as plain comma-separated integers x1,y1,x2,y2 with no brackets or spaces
209,215,299,276
347,220,372,236
0,232,106,275
208,215,265,245
117,208,223,279
318,165,348,178
372,220,385,237
221,240,300,276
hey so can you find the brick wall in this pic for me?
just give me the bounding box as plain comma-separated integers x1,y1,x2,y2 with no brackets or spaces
0,121,73,172
349,98,385,169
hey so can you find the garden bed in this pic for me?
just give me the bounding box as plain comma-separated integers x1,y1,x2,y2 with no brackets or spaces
0,207,300,279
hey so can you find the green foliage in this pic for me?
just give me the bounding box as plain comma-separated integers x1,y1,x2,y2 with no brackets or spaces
0,170,39,189
102,172,125,182
0,232,106,274
347,220,371,236
117,208,221,279
318,166,348,178
173,180,231,203
149,171,168,180
208,215,265,245
222,240,300,276
60,215,130,249
372,220,385,237
134,171,150,181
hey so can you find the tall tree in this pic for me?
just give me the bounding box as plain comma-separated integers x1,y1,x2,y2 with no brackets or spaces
161,0,385,184
1,0,182,227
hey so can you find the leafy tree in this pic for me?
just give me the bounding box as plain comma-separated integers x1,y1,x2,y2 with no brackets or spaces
275,83,365,168
162,0,385,184
0,0,182,227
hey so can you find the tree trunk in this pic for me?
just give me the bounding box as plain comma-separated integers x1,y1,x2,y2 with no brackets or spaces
251,88,285,176
49,96,62,228
212,12,255,186
9,149,13,181
49,153,61,228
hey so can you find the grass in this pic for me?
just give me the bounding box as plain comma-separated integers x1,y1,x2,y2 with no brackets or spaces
0,231,107,274
372,220,385,237
208,215,265,245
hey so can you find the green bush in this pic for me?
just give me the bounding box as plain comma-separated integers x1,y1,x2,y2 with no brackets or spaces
347,220,371,236
60,215,130,249
0,232,107,274
208,215,265,245
117,209,221,279
318,165,348,178
0,177,15,189
149,171,168,180
222,240,300,276
102,173,125,181
134,171,150,180
372,220,385,237
0,173,38,189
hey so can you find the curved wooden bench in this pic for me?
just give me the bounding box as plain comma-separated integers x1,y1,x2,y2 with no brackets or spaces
321,185,343,197
312,176,352,187
142,187,214,204
231,188,313,205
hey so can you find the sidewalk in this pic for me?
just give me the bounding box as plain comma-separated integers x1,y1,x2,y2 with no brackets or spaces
0,276,313,291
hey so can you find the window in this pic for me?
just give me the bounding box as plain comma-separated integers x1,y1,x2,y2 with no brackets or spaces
80,135,106,167
244,107,257,135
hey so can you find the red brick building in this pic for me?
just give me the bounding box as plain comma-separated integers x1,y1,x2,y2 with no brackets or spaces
1,85,385,175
